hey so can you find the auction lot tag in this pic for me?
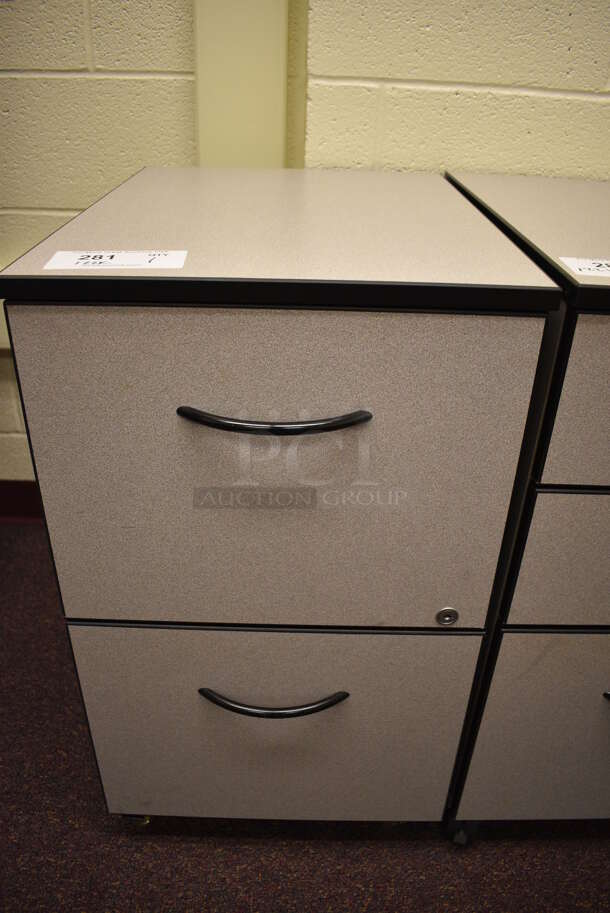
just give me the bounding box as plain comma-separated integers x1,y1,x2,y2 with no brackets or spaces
44,250,188,269
560,257,610,277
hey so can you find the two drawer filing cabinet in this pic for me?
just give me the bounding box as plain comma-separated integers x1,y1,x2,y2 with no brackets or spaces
448,172,610,822
4,166,589,825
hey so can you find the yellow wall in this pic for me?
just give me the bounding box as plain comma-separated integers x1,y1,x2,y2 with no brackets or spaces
306,1,610,176
0,350,28,478
1,1,607,478
0,0,306,480
195,0,287,167
0,0,197,478
286,0,307,168
193,0,306,168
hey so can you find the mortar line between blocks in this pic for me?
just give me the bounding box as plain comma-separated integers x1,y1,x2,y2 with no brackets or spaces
0,70,196,80
83,0,95,72
309,74,610,102
0,208,81,217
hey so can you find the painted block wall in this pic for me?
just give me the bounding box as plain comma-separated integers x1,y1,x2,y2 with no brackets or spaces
0,0,197,478
306,1,610,175
287,0,307,168
1,2,606,477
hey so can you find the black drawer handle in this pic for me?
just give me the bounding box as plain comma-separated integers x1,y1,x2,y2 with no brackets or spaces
604,692,610,701
198,687,350,718
177,406,372,436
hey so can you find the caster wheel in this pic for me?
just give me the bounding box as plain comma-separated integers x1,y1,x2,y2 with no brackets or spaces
122,814,152,829
450,822,478,846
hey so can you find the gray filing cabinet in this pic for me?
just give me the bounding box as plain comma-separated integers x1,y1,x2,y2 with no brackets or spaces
1,167,563,822
448,172,610,821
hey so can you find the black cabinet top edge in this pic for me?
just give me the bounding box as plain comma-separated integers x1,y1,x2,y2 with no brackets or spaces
0,276,560,313
446,172,610,312
503,624,610,634
576,286,610,314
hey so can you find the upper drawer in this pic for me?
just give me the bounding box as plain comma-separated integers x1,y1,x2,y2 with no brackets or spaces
9,306,542,627
543,315,610,485
509,493,610,625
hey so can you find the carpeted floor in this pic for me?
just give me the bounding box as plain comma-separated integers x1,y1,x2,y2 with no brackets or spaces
1,522,609,913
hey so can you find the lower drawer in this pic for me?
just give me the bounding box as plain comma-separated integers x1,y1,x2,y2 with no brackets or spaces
69,626,480,821
459,633,610,820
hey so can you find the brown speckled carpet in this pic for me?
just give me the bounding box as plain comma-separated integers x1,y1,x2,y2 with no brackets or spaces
1,522,609,913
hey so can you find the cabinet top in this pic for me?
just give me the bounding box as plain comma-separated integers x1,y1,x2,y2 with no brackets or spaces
0,167,557,308
449,171,610,301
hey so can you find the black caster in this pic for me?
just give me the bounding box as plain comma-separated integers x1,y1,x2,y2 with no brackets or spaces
122,814,152,829
447,821,478,846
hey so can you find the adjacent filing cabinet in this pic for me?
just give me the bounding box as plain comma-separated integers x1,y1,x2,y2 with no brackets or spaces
542,315,609,486
449,172,609,821
459,634,610,820
510,494,609,626
2,168,559,822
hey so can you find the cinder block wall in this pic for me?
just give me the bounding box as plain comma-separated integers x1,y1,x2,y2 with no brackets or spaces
306,1,610,175
1,2,608,479
0,0,196,479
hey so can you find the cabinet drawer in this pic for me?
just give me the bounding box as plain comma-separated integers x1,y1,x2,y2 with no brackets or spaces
543,315,610,485
459,634,610,820
510,494,610,625
69,626,480,821
10,306,542,627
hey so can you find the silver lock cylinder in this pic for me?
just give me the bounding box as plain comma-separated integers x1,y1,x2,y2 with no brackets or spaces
436,607,459,626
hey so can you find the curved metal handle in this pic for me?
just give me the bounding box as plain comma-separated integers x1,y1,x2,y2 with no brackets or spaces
198,687,350,718
177,406,372,436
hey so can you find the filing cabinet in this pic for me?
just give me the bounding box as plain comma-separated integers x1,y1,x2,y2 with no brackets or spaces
1,167,562,823
510,493,609,625
448,171,609,822
542,315,609,486
458,633,610,820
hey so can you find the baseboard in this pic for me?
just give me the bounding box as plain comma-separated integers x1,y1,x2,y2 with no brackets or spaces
0,480,44,521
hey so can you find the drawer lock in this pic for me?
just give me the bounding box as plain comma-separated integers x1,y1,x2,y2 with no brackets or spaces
436,608,459,626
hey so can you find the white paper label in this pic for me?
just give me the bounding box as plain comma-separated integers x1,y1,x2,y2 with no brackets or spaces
44,250,188,270
559,257,610,277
